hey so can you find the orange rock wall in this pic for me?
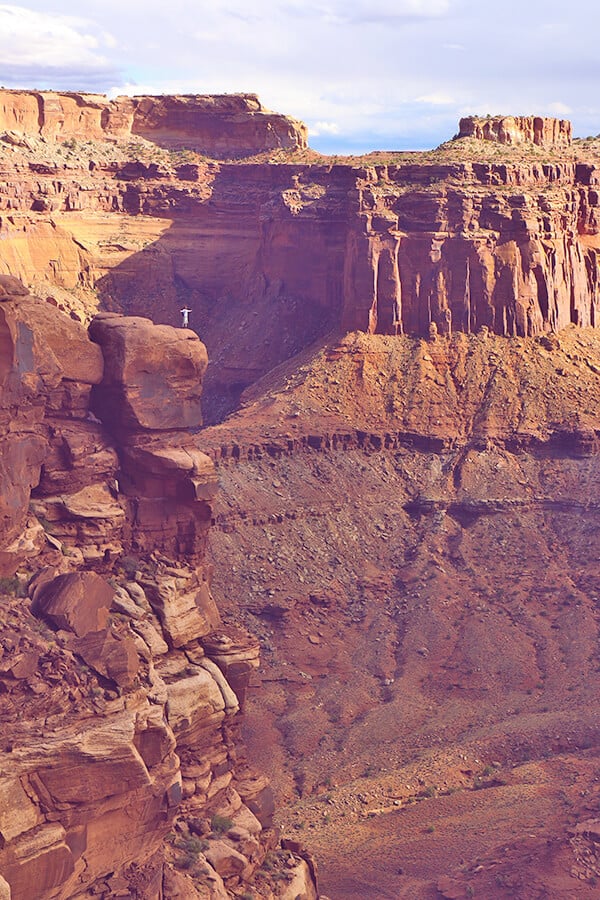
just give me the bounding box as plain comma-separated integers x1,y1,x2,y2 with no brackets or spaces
458,115,572,148
0,102,599,418
0,90,307,156
343,161,600,337
0,279,292,899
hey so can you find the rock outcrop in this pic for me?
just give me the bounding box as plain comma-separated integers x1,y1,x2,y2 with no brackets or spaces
1,94,600,900
457,114,572,148
0,89,307,157
130,93,308,157
0,279,315,899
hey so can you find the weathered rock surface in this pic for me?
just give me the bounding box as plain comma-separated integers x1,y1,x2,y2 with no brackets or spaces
0,279,312,899
0,276,112,571
0,89,307,156
457,114,572,148
198,323,600,899
89,313,207,432
0,104,599,421
130,93,308,156
33,571,112,636
2,95,600,900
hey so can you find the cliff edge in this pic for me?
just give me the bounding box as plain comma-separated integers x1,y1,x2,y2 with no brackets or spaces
0,275,317,900
0,89,307,157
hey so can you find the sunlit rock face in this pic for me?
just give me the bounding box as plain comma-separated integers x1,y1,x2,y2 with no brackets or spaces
0,89,307,156
0,279,313,900
457,114,572,148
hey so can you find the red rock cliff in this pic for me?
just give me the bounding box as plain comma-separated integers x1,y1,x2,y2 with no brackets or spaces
0,104,599,420
458,115,572,148
0,89,307,157
0,276,317,900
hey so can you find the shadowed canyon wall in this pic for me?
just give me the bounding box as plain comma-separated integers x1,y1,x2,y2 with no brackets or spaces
0,95,599,418
1,96,600,899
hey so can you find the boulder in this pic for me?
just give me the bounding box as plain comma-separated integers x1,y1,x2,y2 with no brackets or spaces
201,628,260,708
89,313,208,432
164,668,225,735
131,620,169,657
142,574,220,649
0,777,42,842
33,572,113,637
0,291,103,389
204,840,249,878
72,629,140,688
2,824,74,900
0,274,29,298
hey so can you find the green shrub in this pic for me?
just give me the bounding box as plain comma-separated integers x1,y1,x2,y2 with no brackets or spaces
119,555,141,578
175,835,208,854
210,814,234,834
0,576,26,597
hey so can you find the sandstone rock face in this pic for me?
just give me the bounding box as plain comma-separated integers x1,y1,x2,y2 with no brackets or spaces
0,107,598,420
130,93,308,157
340,161,600,340
0,279,309,899
0,90,133,141
33,571,112,637
458,115,572,148
0,277,115,572
0,89,307,157
199,323,600,899
89,313,207,432
88,313,218,559
3,300,208,571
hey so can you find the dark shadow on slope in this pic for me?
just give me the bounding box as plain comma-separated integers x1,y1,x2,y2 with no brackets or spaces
94,161,355,423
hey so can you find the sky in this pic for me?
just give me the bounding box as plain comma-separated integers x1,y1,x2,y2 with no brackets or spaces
1,1,599,154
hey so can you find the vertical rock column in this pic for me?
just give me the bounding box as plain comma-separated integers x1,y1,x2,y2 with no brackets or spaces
88,312,218,562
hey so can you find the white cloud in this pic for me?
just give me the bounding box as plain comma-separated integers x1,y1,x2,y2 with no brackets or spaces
310,120,340,136
343,0,450,21
2,0,600,151
0,4,114,69
281,0,450,24
416,91,456,105
547,101,572,116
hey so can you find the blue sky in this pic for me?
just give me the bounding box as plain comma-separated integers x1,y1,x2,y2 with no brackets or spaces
1,1,599,154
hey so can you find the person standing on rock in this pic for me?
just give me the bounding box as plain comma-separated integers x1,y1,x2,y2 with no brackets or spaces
180,306,192,328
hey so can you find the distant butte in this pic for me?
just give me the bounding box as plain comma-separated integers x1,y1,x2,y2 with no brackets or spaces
0,88,307,156
457,114,572,148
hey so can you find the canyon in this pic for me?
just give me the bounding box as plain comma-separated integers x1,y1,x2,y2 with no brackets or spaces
0,90,598,899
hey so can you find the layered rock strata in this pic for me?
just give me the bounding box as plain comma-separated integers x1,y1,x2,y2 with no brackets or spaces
0,279,315,899
1,105,600,419
0,90,307,157
457,115,572,148
196,325,600,898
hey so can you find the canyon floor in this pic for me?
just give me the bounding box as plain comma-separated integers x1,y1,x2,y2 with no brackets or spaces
200,328,600,898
